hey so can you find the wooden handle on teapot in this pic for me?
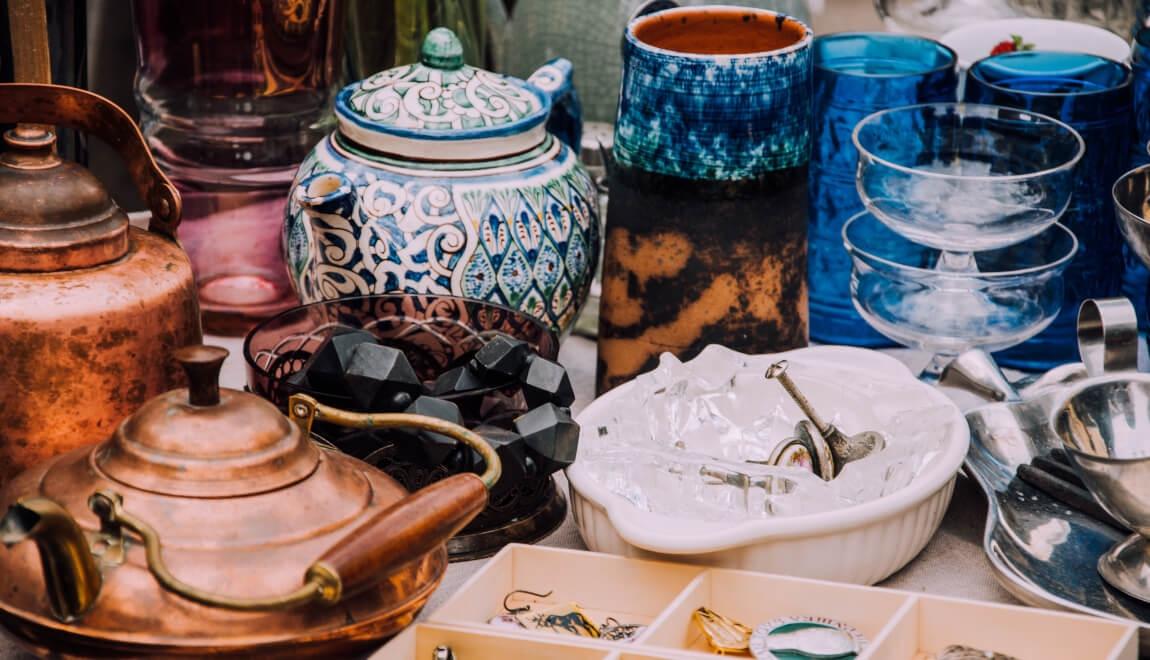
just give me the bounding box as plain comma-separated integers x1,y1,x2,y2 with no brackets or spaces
307,473,488,601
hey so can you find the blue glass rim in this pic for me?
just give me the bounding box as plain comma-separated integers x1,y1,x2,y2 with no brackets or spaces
813,32,957,79
851,102,1085,183
842,211,1079,278
967,51,1132,99
1135,27,1150,50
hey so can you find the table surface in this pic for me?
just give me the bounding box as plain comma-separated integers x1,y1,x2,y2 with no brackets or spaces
226,334,1016,649
4,5,1004,655
0,332,1013,659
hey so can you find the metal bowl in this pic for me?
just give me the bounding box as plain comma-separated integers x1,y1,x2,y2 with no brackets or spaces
1113,164,1150,269
1052,373,1150,603
1052,374,1150,533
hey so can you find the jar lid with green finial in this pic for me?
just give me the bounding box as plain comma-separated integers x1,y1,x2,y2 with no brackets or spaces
335,27,573,160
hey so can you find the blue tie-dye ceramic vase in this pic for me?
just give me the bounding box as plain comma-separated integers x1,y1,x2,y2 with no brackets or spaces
283,28,599,335
597,4,813,393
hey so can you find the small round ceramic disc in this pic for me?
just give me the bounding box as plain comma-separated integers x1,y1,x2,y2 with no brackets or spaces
749,616,866,660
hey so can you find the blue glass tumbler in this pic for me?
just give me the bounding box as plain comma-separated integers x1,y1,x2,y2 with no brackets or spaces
1124,29,1150,332
809,33,957,346
965,51,1132,371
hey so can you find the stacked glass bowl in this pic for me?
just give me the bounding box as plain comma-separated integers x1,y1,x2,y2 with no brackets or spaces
844,103,1084,379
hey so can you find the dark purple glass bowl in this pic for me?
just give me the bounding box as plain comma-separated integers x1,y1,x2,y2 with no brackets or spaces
244,294,558,407
242,294,564,560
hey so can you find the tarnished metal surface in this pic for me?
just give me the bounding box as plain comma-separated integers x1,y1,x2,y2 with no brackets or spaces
0,82,201,487
0,228,200,484
0,84,180,240
0,347,489,657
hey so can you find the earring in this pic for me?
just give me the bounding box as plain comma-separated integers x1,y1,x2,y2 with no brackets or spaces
502,588,554,615
534,604,601,638
693,606,752,655
599,616,646,642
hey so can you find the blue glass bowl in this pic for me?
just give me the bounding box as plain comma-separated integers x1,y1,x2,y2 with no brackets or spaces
808,33,957,347
965,51,1130,370
853,102,1083,253
844,212,1077,376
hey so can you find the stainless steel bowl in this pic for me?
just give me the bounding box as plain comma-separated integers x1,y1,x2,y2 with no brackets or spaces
1052,373,1150,602
1113,165,1150,269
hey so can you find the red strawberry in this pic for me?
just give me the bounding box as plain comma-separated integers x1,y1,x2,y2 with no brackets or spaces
990,34,1035,56
990,40,1016,55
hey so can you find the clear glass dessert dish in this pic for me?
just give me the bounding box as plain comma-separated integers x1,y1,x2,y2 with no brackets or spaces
853,102,1083,257
844,212,1077,378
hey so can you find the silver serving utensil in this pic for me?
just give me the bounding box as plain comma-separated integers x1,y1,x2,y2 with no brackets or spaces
940,296,1136,404
1052,373,1150,603
938,349,1021,403
1076,298,1138,377
765,361,885,477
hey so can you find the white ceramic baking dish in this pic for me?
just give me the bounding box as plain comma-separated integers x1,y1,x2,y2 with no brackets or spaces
565,345,969,585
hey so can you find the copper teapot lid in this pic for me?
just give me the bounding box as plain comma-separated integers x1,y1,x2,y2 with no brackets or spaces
0,126,130,273
0,0,179,273
97,346,319,498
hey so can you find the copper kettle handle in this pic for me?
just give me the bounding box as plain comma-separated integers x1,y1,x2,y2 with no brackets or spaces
0,83,181,239
84,396,499,612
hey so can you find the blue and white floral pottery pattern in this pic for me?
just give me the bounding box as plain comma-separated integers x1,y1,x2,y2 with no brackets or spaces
284,28,599,333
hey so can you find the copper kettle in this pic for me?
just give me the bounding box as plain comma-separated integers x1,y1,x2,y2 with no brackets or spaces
0,345,500,658
0,80,205,484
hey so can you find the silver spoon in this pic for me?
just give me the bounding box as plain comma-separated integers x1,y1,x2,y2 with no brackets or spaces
765,360,885,477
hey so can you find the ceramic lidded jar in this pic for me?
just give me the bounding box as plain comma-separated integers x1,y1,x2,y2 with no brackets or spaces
284,28,600,334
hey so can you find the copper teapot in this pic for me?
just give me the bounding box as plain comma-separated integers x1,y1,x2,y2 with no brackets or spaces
0,80,204,484
0,346,500,658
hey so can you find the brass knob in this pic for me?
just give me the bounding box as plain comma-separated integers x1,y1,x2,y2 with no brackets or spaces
173,345,229,406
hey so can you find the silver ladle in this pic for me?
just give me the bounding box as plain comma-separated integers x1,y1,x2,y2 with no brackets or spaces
765,360,885,478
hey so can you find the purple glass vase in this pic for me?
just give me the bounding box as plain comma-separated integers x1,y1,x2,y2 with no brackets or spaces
133,0,344,335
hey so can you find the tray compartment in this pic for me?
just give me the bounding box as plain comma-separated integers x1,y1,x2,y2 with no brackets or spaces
372,623,613,659
431,545,704,644
866,594,1139,660
641,568,910,655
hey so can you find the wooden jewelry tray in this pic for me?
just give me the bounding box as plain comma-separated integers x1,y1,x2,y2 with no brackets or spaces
373,545,1138,659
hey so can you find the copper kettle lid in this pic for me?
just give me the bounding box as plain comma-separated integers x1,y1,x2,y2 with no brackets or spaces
0,126,130,272
0,0,178,273
97,346,319,498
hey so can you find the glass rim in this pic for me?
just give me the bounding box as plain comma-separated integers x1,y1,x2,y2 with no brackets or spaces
967,51,1132,99
841,211,1079,278
1137,26,1150,50
851,102,1085,183
1113,162,1150,221
625,5,813,62
241,293,559,378
813,31,957,79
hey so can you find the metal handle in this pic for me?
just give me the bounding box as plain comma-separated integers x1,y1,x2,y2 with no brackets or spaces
89,491,337,612
0,83,182,238
287,394,502,490
1078,298,1139,377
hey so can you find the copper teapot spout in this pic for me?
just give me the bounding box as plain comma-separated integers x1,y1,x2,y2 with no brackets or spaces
0,497,102,622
